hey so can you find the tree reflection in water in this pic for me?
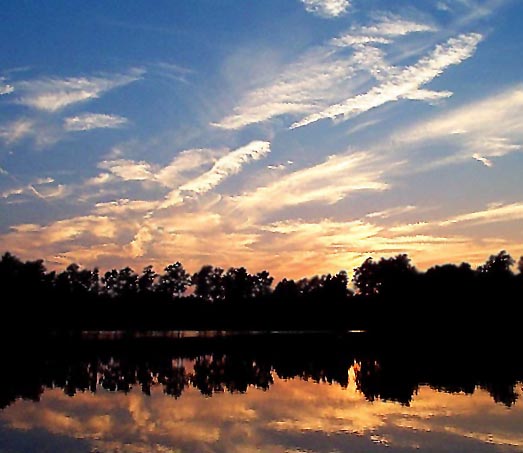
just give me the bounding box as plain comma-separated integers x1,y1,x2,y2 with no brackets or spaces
0,332,521,409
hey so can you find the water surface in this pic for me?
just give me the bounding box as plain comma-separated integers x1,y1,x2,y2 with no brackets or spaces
0,332,521,452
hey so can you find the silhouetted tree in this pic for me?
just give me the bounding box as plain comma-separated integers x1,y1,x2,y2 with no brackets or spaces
157,262,191,298
478,250,514,275
518,256,523,274
55,263,99,295
352,258,378,296
137,265,157,293
296,275,321,296
424,262,475,295
273,278,300,301
322,271,351,300
192,265,225,302
294,272,350,301
222,267,256,301
0,253,24,291
353,254,417,297
252,271,273,298
102,267,138,298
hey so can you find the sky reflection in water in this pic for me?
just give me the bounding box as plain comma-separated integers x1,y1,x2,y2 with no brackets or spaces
1,360,522,453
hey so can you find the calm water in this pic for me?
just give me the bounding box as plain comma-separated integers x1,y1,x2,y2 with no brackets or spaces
0,332,522,452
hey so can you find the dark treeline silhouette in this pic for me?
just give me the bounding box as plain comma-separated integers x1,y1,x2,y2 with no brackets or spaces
0,332,521,409
1,250,523,332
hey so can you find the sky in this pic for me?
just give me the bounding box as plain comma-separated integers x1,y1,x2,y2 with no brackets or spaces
1,0,522,279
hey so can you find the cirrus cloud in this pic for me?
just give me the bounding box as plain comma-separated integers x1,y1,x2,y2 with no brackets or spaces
15,69,144,112
291,33,482,128
64,113,129,131
300,0,350,18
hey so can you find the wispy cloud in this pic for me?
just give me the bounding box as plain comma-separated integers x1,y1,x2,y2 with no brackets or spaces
213,42,392,130
156,148,224,189
160,140,271,208
6,215,117,250
440,202,523,227
300,0,350,18
94,199,158,216
472,153,493,167
85,173,116,186
291,33,482,128
213,15,443,131
98,159,155,181
387,202,523,233
393,86,523,167
257,215,522,276
0,187,25,199
212,45,358,130
64,113,128,131
177,141,270,194
366,205,417,219
0,177,69,201
233,151,388,217
0,78,14,95
116,141,271,257
331,14,436,47
96,141,270,205
15,69,143,112
0,118,33,144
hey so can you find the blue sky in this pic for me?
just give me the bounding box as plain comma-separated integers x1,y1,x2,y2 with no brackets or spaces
1,0,522,278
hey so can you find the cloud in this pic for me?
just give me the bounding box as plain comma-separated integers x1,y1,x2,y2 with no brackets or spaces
156,148,224,189
291,33,482,128
64,113,128,131
94,199,158,216
128,224,155,258
95,142,269,210
214,15,431,131
233,151,388,217
32,183,69,200
98,159,155,181
212,44,358,129
85,173,116,186
256,214,522,278
331,14,436,47
384,202,523,235
119,141,271,258
0,187,25,199
393,86,523,167
4,215,118,261
214,39,403,130
15,69,143,112
0,118,33,144
472,153,493,167
0,176,68,201
439,202,523,227
213,15,443,131
388,222,430,234
300,0,350,18
366,205,417,219
0,78,14,95
178,141,270,194
262,218,464,257
160,141,271,208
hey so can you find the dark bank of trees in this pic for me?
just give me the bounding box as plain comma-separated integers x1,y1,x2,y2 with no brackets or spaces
1,250,523,332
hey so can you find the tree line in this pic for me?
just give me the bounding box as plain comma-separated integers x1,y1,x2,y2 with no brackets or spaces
1,250,522,301
1,250,522,332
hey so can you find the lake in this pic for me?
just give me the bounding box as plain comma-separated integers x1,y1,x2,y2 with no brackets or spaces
0,331,522,452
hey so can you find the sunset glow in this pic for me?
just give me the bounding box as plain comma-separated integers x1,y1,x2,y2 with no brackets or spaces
1,1,522,278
